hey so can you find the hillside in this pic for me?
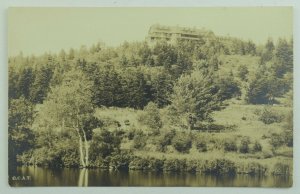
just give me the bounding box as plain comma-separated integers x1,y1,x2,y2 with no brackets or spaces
9,24,293,179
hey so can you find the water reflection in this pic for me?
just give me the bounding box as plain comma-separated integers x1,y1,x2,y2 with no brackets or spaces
78,169,88,186
9,166,292,187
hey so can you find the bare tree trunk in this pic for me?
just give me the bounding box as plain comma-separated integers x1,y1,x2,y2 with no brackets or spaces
77,129,86,168
82,129,89,167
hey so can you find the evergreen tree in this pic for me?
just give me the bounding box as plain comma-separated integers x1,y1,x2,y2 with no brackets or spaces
30,66,53,103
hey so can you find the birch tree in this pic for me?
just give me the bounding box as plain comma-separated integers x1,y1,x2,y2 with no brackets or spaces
33,69,98,168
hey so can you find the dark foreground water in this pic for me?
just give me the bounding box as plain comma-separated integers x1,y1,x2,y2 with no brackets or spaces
9,166,292,187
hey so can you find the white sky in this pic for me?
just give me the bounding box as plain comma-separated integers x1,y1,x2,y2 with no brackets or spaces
8,7,293,56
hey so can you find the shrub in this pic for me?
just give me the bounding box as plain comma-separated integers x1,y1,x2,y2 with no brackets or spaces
237,65,249,81
215,74,241,101
61,148,80,167
223,138,237,152
172,133,192,153
16,151,34,166
208,159,236,175
195,136,207,152
138,102,162,130
148,157,164,171
89,156,109,169
129,157,150,170
270,133,285,149
133,130,147,150
258,107,284,124
236,161,266,175
252,141,262,152
196,142,207,152
186,160,198,173
163,159,186,172
28,147,63,167
283,130,293,147
239,136,250,153
109,151,132,170
126,127,136,140
89,128,121,159
157,129,176,152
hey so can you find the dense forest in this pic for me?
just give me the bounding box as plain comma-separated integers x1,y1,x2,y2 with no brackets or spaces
9,29,293,176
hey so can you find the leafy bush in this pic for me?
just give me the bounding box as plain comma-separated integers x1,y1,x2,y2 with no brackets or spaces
208,159,236,175
133,130,147,149
269,133,285,149
186,160,199,173
129,157,150,170
89,156,109,169
246,75,282,104
16,151,34,166
148,157,164,171
172,133,192,153
61,148,80,167
223,138,237,152
239,136,250,153
196,142,207,152
258,107,284,124
109,151,132,170
216,76,241,101
157,129,176,152
252,141,262,152
126,127,136,140
163,159,186,172
236,161,266,175
237,65,249,81
195,136,207,152
89,128,121,159
283,130,293,147
138,102,162,130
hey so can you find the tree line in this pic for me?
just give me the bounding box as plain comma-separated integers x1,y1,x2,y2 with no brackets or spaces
8,33,293,168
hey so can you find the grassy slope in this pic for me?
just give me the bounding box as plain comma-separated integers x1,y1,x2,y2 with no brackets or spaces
94,54,292,172
94,102,292,160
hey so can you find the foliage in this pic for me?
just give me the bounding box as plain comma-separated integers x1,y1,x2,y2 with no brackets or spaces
109,151,132,170
8,29,293,176
269,133,285,149
170,70,222,129
215,75,241,101
138,102,162,130
132,130,147,149
163,159,186,172
196,141,208,152
8,97,35,165
258,106,284,124
252,141,262,153
172,132,192,153
157,129,176,152
129,157,150,170
246,73,283,104
208,159,236,175
223,138,238,152
237,65,249,81
239,136,250,154
89,128,121,160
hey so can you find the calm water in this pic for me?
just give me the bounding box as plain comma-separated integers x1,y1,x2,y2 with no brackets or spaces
9,166,292,187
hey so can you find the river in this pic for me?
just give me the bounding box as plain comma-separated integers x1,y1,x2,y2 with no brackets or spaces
9,166,292,187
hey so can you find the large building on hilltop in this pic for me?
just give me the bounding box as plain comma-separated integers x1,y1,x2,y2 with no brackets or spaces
146,24,210,45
